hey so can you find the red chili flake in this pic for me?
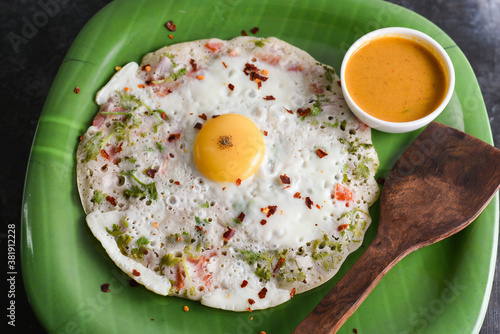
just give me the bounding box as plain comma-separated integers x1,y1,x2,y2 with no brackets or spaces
258,287,268,299
261,205,278,217
263,131,268,136
74,86,80,94
243,63,268,89
353,329,358,334
194,122,203,130
169,153,175,158
297,107,311,117
251,27,259,34
237,212,245,223
263,95,275,101
290,288,296,298
160,112,167,119
100,149,110,160
241,30,247,36
198,113,207,120
293,192,302,199
222,61,227,68
236,178,242,186
305,197,313,209
195,225,203,232
106,195,117,206
241,280,249,288
316,204,321,209
228,83,235,91
316,149,328,158
165,20,176,31
141,64,151,71
174,181,181,185
248,299,256,305
280,174,291,184
114,142,124,154
284,107,294,114
338,224,349,231
337,80,341,87
273,257,285,273
223,226,235,241
132,269,141,276
100,283,110,292
78,135,83,141
168,133,181,142
190,58,198,71
260,219,267,225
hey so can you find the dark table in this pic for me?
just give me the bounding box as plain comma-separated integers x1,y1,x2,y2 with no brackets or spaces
1,0,498,333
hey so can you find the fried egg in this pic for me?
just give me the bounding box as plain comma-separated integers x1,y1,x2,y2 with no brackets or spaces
77,37,379,311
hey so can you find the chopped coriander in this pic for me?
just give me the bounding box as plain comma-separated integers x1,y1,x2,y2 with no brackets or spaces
122,170,158,200
156,142,165,153
239,249,264,265
83,131,112,162
322,121,339,128
200,202,210,208
92,190,107,204
253,39,269,47
137,236,150,246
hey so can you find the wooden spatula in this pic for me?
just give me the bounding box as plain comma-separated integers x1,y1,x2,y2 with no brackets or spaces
293,122,500,334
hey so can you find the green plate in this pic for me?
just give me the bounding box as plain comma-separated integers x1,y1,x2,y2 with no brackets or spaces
22,0,497,333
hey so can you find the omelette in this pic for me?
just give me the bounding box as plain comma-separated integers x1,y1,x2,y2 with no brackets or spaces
76,36,380,311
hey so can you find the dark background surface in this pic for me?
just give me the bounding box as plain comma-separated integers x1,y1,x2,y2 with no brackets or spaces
1,0,498,333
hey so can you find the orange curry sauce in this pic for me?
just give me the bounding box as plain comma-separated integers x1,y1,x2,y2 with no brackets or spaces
345,36,448,122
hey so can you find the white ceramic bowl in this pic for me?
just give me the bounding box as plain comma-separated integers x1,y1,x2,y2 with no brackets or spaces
340,27,455,133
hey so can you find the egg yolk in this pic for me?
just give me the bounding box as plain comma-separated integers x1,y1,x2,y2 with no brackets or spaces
193,114,265,182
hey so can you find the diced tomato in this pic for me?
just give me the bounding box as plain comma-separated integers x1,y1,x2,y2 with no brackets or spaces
257,53,281,65
175,265,185,290
204,41,223,52
338,224,349,231
92,112,107,128
335,184,353,201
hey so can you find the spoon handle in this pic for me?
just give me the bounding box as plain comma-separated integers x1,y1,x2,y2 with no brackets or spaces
292,231,403,334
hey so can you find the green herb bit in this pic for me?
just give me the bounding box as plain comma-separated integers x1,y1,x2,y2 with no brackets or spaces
159,253,182,274
354,159,371,180
122,170,158,200
116,234,131,255
322,121,339,128
255,267,272,280
200,202,210,208
253,39,269,47
156,142,165,153
83,131,112,162
137,236,150,247
92,190,107,204
239,249,265,265
195,216,210,226
116,91,143,112
322,65,336,83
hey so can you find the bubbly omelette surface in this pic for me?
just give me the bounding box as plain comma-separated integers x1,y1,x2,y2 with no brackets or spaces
76,36,379,311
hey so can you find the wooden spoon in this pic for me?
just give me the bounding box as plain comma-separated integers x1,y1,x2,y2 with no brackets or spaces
293,122,500,334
